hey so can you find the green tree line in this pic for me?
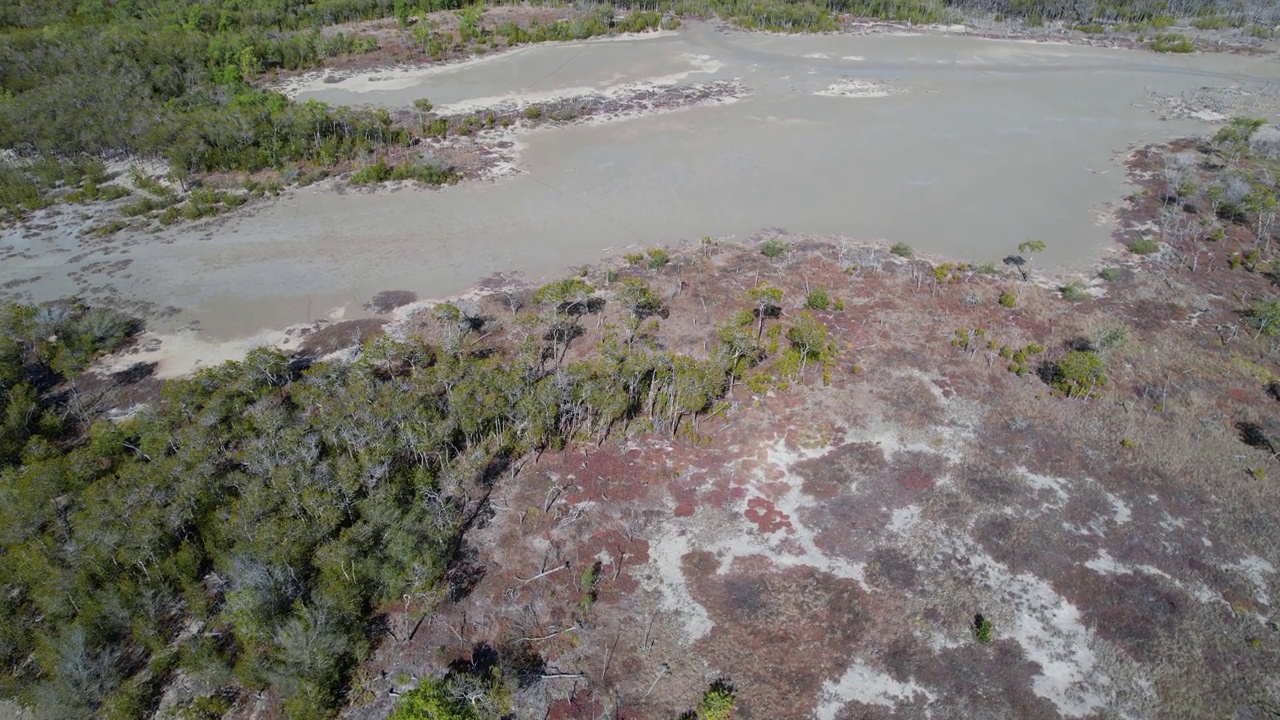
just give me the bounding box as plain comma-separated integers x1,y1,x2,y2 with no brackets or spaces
0,273,839,718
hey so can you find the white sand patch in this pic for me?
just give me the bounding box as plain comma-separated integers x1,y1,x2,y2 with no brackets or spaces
841,55,865,61
1021,468,1070,504
819,78,901,98
95,327,297,380
579,84,747,128
277,52,518,97
476,129,528,181
1233,555,1275,605
1087,551,1222,605
437,52,723,114
887,505,922,534
1085,549,1131,575
105,158,173,188
962,540,1112,717
814,662,933,719
273,31,681,98
1106,493,1131,524
439,85,598,114
1191,109,1229,122
885,504,1146,716
804,52,831,59
681,438,866,585
640,525,715,643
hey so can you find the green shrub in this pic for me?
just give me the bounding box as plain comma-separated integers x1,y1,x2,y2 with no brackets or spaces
806,287,830,310
351,158,458,186
624,252,644,265
1060,283,1088,302
120,196,162,217
1214,117,1267,146
889,242,914,259
998,290,1017,308
298,169,330,187
1129,237,1159,255
94,219,128,235
646,248,670,270
618,278,662,318
1042,350,1107,397
1191,15,1236,30
760,238,788,258
424,117,449,138
388,678,478,720
523,105,543,120
350,158,393,185
1097,267,1122,282
1150,33,1194,52
1245,298,1280,337
392,159,459,186
781,312,833,380
1099,326,1128,351
174,694,232,720
973,614,994,644
692,680,735,720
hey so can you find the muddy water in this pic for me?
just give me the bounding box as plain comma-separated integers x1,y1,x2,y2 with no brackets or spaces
5,23,1280,340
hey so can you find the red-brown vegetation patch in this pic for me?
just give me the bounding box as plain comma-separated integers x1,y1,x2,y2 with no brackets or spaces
1058,566,1189,662
546,691,605,720
564,446,658,504
684,553,868,720
579,528,650,598
866,547,920,592
743,496,792,534
794,441,887,499
296,317,386,357
876,639,1062,719
972,512,1092,581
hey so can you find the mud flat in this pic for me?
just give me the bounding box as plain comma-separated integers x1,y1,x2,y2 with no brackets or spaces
3,21,1280,347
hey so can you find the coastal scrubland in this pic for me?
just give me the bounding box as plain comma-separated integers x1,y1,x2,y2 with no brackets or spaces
2,119,1280,718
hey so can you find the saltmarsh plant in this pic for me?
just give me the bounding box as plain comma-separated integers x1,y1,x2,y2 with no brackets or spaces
889,242,914,259
350,158,458,186
1060,283,1088,302
1129,237,1159,255
1150,33,1194,53
646,247,670,270
760,238,788,258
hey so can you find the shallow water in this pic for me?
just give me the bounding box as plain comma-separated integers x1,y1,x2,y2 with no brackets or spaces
5,23,1280,339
